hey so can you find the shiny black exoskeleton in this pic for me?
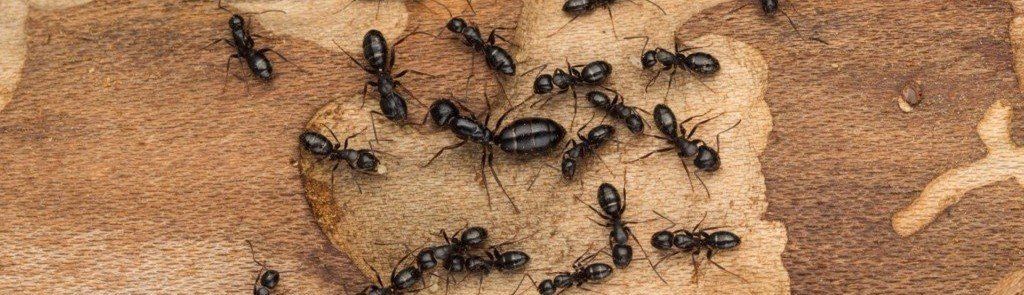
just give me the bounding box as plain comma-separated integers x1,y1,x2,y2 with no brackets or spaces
535,250,614,295
576,180,648,269
416,226,489,271
340,30,427,122
357,255,425,295
631,104,739,198
246,240,282,295
586,90,644,134
434,3,517,76
551,0,666,37
209,1,296,82
529,60,613,128
425,97,566,213
561,124,615,180
649,211,744,283
626,36,719,94
300,129,382,179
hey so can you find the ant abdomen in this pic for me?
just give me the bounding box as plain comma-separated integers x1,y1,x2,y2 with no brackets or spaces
684,52,720,76
708,231,741,249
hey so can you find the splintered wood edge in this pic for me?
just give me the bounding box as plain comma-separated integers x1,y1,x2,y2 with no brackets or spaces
0,0,28,113
992,269,1024,295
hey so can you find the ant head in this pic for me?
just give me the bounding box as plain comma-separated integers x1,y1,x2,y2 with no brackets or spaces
299,132,334,156
586,124,615,144
355,150,381,173
538,279,557,295
253,285,271,295
460,226,488,247
585,91,610,107
611,244,633,268
694,145,720,172
533,74,554,94
229,15,245,30
446,17,468,33
641,50,659,69
428,99,460,127
391,266,422,290
761,0,779,15
561,158,577,180
258,270,280,289
651,231,674,250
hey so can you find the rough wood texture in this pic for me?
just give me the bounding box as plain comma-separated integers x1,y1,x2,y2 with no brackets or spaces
2,0,1024,294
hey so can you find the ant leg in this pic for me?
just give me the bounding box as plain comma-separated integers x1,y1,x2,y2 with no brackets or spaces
547,15,579,38
626,146,674,163
691,212,708,233
360,82,374,109
395,83,426,107
202,38,229,50
573,195,611,221
422,140,467,167
368,112,385,144
623,35,650,55
644,69,662,94
604,5,618,39
519,63,548,77
479,148,492,210
258,48,308,73
222,54,239,92
394,68,437,78
706,254,748,283
694,172,711,200
685,112,724,140
333,40,376,73
651,250,682,269
488,29,520,49
488,151,519,213
714,119,742,151
651,210,678,231
681,159,697,196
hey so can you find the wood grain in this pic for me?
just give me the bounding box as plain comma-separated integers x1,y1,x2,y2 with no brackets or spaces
1,0,1024,294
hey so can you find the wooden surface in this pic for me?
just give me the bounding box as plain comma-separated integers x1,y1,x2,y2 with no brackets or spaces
2,0,1024,294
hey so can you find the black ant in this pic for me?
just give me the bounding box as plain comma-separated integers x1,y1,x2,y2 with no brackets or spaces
416,226,489,272
246,240,282,295
551,0,668,37
532,248,614,295
426,1,518,77
649,211,745,284
357,249,428,295
526,59,613,128
561,124,615,180
629,104,739,198
575,172,651,269
336,29,433,125
445,246,532,294
299,126,386,193
728,0,827,44
206,1,302,85
624,35,719,98
424,95,566,213
585,90,645,134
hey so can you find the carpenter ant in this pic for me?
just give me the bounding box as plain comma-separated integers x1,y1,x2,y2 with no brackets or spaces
336,29,433,123
246,240,282,295
207,1,302,85
299,127,386,193
532,248,614,295
416,226,489,272
575,173,650,269
551,0,667,37
423,1,518,76
445,246,532,293
624,35,719,98
561,124,615,180
424,95,567,213
648,211,745,284
357,250,427,295
527,59,613,129
585,90,645,134
726,0,827,44
629,104,739,198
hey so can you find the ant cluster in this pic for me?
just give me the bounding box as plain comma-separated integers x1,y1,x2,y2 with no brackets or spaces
201,0,810,292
